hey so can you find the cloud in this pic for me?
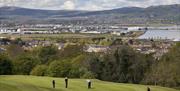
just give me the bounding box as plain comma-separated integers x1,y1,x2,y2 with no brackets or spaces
61,0,75,10
0,0,180,10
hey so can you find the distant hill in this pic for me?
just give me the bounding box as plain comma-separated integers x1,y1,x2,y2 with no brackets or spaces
0,4,180,24
72,4,180,19
0,6,86,18
64,7,144,17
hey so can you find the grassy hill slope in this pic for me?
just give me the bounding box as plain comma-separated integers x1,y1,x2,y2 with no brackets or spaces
0,75,179,91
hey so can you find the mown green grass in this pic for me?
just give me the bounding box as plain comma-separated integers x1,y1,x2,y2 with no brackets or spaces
0,75,179,91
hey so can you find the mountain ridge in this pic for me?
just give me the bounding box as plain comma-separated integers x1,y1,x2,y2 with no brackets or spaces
0,4,180,24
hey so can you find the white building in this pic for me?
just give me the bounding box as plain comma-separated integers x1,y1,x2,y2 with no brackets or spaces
85,45,110,53
0,28,21,34
80,31,101,34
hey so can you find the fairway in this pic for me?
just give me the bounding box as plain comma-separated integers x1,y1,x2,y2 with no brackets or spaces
0,75,179,91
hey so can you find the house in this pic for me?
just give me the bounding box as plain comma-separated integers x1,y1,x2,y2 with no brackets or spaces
0,28,21,34
84,45,110,53
111,31,121,36
55,43,65,50
111,30,129,36
80,30,102,34
0,48,6,53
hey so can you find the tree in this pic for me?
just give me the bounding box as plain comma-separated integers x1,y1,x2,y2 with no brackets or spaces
81,71,96,79
0,53,13,75
13,38,24,45
6,44,25,59
30,65,48,76
58,44,84,60
13,54,40,75
84,54,102,79
86,45,153,84
48,60,71,77
38,46,58,64
144,42,180,87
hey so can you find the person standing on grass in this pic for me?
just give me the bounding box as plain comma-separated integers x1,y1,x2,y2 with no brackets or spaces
52,80,55,88
86,79,92,89
147,87,151,91
65,77,68,88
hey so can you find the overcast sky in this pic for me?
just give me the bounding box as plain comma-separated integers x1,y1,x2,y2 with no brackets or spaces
0,0,180,10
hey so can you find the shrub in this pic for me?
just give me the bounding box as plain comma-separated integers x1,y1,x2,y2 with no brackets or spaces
13,54,40,75
0,54,13,75
30,65,48,76
48,60,71,77
38,46,58,64
81,71,96,79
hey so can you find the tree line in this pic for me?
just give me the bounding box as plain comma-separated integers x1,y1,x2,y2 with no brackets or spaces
0,42,180,88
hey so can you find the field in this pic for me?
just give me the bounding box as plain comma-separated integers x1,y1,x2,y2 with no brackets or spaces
0,34,115,40
0,75,179,91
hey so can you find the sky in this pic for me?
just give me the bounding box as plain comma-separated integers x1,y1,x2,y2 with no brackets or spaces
0,0,180,11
